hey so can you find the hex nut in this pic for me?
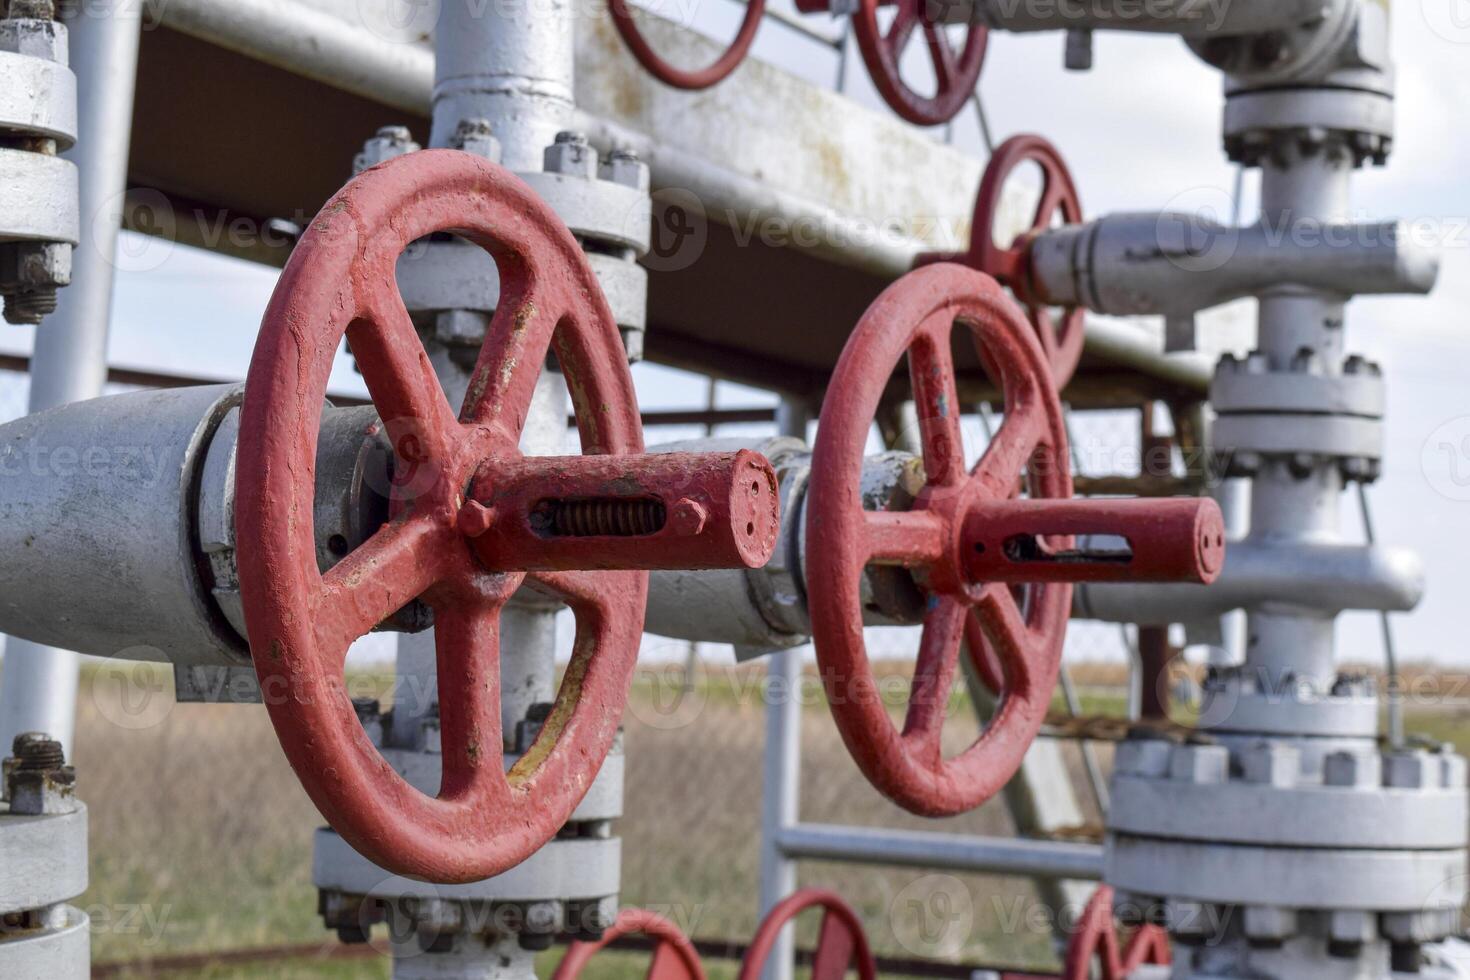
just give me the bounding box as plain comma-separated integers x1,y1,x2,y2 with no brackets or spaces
1328,910,1375,946
1439,752,1468,790
1169,743,1229,784
669,497,709,537
354,125,420,175
1115,738,1173,779
1241,742,1300,788
1243,905,1297,943
544,131,598,180
0,18,65,62
1383,751,1432,789
599,148,649,192
1324,749,1380,789
449,118,501,162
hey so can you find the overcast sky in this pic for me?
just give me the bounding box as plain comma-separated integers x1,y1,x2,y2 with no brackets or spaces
2,0,1467,668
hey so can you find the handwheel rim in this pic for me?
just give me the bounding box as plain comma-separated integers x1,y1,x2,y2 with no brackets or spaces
609,0,765,89
853,0,987,126
806,263,1069,816
554,908,706,980
236,149,646,883
738,889,876,980
970,134,1085,387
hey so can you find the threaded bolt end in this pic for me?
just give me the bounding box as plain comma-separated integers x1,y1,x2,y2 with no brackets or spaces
3,289,58,325
12,732,65,771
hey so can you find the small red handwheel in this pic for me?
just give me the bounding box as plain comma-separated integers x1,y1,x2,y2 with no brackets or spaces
554,909,705,980
739,889,876,980
610,0,764,89
852,0,987,126
1063,886,1172,980
966,134,1085,388
236,150,647,883
806,264,1071,816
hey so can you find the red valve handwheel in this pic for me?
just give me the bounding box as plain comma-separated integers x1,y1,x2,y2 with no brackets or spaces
610,0,764,89
739,889,877,980
554,909,706,980
236,150,651,884
806,263,1071,816
853,0,988,126
924,134,1085,388
1063,886,1172,980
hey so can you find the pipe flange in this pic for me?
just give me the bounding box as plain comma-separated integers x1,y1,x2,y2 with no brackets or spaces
1224,86,1394,167
0,50,76,147
0,903,89,979
1109,744,1469,850
1213,412,1381,463
395,240,647,334
313,827,621,903
1186,0,1360,88
0,149,78,244
1212,359,1384,418
0,802,88,916
746,439,815,638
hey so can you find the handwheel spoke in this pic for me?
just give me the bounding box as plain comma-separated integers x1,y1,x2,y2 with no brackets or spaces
909,325,967,487
314,515,451,658
433,597,513,806
923,21,958,88
972,582,1036,694
352,278,460,466
887,1,919,56
525,569,614,616
970,399,1045,497
812,911,858,980
863,509,948,566
1035,174,1070,230
460,278,559,444
901,595,967,761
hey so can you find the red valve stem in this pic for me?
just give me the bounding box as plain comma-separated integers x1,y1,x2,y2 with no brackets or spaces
466,450,780,572
962,497,1225,585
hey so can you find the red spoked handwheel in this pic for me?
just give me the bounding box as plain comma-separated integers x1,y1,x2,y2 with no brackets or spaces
854,0,987,126
806,264,1224,816
554,909,705,980
610,0,764,89
920,134,1085,388
1063,886,1171,980
235,150,779,883
739,889,876,980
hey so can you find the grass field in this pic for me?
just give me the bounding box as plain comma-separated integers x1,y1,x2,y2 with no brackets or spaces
42,658,1470,978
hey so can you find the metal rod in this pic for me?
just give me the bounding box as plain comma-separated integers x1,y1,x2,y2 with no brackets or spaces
0,0,143,758
756,398,811,980
1357,481,1403,749
775,823,1105,880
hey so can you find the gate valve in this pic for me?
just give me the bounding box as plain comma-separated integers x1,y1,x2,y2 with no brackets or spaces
918,134,1086,388
610,0,764,89
805,264,1224,816
554,908,705,980
234,149,780,884
739,889,876,980
1063,885,1171,980
795,0,986,125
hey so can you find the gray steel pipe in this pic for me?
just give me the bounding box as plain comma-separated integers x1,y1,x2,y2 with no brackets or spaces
0,0,142,756
776,823,1105,881
958,0,1337,36
1030,213,1439,319
1073,537,1423,626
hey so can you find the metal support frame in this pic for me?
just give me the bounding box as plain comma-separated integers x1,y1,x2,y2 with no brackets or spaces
0,0,142,758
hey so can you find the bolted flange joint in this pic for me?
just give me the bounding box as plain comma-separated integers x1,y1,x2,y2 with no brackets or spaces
5,731,76,815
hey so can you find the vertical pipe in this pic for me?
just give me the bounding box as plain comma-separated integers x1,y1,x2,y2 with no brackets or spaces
757,399,811,980
0,0,142,758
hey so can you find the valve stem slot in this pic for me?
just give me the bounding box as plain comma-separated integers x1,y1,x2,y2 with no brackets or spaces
1001,533,1134,566
531,498,667,537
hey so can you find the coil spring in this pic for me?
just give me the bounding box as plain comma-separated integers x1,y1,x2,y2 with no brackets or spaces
533,498,667,537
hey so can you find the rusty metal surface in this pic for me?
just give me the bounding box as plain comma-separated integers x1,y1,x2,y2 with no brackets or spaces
920,134,1087,387
738,889,876,980
234,150,766,883
554,908,706,980
805,264,1223,817
1061,886,1171,980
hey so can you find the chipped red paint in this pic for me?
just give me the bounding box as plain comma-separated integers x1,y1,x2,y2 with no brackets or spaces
738,890,876,980
610,0,763,89
805,264,1224,817
1063,886,1172,980
234,150,773,884
554,909,706,980
918,134,1086,387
